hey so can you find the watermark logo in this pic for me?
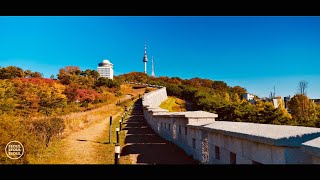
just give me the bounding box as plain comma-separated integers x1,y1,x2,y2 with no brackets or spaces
5,141,24,159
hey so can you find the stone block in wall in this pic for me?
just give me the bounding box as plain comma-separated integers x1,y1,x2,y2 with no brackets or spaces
194,149,203,162
211,133,223,148
208,144,216,164
157,122,161,135
237,154,252,164
284,147,312,164
220,147,230,164
190,128,196,139
311,156,320,164
228,136,243,157
271,146,286,164
184,145,193,156
242,139,272,164
195,129,202,141
222,135,231,150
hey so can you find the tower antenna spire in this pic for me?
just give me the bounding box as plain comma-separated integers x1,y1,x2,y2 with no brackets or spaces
151,56,155,77
142,40,148,74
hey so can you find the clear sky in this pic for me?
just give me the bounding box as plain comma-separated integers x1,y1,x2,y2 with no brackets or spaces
1,16,320,98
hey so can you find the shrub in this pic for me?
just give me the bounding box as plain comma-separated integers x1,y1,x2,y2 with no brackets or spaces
31,117,65,147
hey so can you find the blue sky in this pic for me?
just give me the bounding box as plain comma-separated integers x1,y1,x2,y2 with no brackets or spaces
1,16,320,98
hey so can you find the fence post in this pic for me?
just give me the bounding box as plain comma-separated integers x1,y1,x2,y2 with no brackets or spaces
120,119,122,131
109,116,112,143
116,127,120,144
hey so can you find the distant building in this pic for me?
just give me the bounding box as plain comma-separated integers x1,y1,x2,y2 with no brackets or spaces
97,59,113,80
272,98,280,108
311,99,320,105
283,96,291,108
242,93,254,101
261,97,282,109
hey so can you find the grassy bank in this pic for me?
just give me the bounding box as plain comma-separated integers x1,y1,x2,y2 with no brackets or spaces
160,96,186,112
0,85,145,164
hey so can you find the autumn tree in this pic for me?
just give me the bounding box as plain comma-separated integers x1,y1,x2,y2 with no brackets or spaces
32,72,42,78
231,86,247,96
288,94,318,127
37,82,67,116
80,69,100,80
116,72,150,83
0,79,17,114
0,66,25,79
95,77,119,88
24,70,32,78
57,66,81,85
24,70,42,78
212,81,229,92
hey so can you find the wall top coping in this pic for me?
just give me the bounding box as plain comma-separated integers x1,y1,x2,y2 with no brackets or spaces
153,111,218,118
149,108,169,113
301,137,320,157
188,121,320,147
145,106,165,110
143,87,166,98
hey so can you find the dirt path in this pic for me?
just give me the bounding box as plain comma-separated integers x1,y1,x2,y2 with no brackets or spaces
121,99,198,164
30,86,145,164
36,111,121,164
61,112,120,164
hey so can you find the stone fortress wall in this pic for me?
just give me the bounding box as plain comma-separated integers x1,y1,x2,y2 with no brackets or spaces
142,87,320,164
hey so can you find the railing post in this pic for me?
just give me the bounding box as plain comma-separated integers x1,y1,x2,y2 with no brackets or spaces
120,119,122,131
114,144,120,165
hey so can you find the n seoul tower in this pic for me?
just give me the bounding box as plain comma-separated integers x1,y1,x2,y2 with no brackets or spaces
142,41,148,74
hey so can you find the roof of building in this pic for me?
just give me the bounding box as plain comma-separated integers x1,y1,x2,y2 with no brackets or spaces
102,60,110,64
98,59,113,67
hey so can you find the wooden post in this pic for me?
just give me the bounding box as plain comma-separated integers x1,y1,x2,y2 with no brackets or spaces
116,128,120,144
109,116,112,143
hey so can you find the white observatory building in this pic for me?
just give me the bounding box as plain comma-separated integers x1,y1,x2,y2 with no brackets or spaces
97,59,113,80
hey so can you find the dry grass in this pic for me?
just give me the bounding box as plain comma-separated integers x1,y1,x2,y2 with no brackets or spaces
61,104,122,137
48,84,144,138
122,84,146,97
0,115,43,164
28,103,123,164
28,87,141,164
31,101,135,164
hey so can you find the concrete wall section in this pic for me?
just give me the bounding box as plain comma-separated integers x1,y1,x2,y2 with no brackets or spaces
142,87,320,164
